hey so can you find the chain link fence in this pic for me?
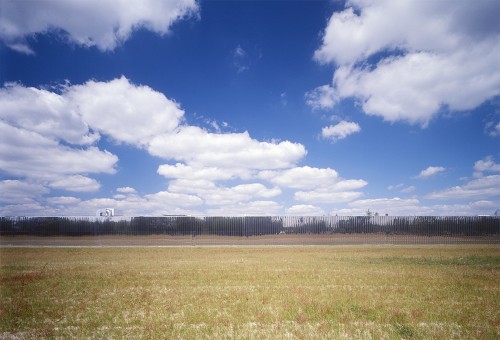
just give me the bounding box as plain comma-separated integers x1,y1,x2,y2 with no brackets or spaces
1,215,499,246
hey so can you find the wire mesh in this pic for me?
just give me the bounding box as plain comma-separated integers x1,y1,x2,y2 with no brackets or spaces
1,215,498,246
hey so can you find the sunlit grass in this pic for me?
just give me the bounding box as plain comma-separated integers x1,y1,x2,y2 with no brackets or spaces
1,245,499,338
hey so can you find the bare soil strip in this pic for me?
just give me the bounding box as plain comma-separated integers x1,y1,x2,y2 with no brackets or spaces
1,234,498,247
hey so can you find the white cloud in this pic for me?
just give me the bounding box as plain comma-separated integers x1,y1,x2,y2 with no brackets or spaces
368,199,500,217
0,120,118,180
429,200,500,216
334,197,430,216
6,43,35,55
0,77,189,205
0,77,310,211
0,0,199,53
0,83,99,145
311,0,500,125
233,45,250,73
321,120,361,142
387,183,404,191
426,175,500,200
400,186,416,194
0,180,49,204
280,92,287,106
485,120,500,137
0,76,184,150
48,175,101,192
305,85,338,110
0,203,47,216
168,179,281,206
50,189,204,217
295,190,363,204
158,163,246,181
415,166,445,179
206,201,283,216
0,77,380,215
259,166,339,190
148,126,306,171
286,205,326,216
144,191,203,208
46,196,81,206
231,44,262,74
279,169,368,204
315,0,499,65
473,156,500,177
116,187,137,194
67,76,184,147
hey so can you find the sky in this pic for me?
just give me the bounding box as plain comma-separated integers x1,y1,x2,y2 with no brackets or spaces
0,0,499,217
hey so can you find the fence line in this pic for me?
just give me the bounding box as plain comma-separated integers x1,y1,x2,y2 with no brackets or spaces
1,215,499,246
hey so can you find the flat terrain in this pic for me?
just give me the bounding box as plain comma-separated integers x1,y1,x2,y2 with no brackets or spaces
1,234,498,247
1,245,499,338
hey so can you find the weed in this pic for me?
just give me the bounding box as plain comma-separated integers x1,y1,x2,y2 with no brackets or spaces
393,322,415,338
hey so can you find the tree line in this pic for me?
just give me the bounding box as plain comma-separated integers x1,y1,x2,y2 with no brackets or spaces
0,215,498,237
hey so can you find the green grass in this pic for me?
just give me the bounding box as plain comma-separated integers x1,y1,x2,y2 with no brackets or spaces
1,245,499,338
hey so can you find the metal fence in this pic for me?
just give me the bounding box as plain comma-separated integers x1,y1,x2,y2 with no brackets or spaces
1,215,499,246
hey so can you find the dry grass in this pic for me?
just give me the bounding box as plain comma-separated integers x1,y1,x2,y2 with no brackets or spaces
1,233,498,247
1,245,499,338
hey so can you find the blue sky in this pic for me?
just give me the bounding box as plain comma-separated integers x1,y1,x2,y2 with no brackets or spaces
0,0,499,216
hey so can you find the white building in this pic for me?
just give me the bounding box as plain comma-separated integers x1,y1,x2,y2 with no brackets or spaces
96,208,114,218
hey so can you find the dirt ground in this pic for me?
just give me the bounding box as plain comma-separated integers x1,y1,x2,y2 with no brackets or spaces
1,233,498,246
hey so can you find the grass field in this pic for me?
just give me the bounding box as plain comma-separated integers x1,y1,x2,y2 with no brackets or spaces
1,245,499,339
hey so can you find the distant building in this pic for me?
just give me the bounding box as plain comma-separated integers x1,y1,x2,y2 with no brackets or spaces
96,208,114,218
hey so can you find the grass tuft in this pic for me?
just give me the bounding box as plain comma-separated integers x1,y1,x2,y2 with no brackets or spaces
1,245,499,338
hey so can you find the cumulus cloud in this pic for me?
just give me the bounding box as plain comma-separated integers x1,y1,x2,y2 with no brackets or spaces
158,163,248,182
333,197,431,216
426,175,500,200
0,0,199,53
0,77,188,211
206,201,283,216
428,200,499,216
0,203,47,216
295,188,364,204
168,179,281,206
415,166,445,179
1,77,185,148
321,120,361,142
22,188,203,217
0,180,49,204
294,179,367,204
149,126,306,171
0,120,118,180
0,83,99,145
67,77,185,147
116,187,138,194
259,166,367,204
144,191,203,207
48,175,101,192
423,157,500,211
46,196,82,206
1,77,190,188
473,156,500,177
311,0,500,126
0,77,366,215
259,166,339,190
286,205,326,216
